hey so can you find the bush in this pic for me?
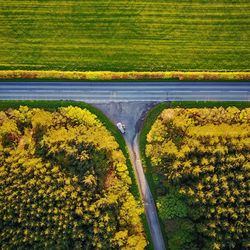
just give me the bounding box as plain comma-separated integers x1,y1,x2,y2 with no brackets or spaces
157,190,188,220
0,70,250,80
167,219,198,250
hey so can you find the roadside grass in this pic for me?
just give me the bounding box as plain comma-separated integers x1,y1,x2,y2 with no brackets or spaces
1,1,250,72
139,101,250,249
139,102,170,247
0,100,153,249
170,101,250,109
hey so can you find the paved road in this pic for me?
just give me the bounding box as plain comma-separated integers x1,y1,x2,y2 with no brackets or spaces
0,81,249,101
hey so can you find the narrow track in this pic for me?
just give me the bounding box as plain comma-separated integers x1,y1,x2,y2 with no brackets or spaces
128,135,166,250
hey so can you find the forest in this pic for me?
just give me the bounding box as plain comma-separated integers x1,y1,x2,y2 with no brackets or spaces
146,107,249,250
0,106,147,249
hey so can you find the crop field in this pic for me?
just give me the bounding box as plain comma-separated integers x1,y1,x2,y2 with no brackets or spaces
0,0,250,72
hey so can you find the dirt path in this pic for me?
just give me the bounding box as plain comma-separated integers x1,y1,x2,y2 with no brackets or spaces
94,102,156,143
93,102,166,250
128,135,166,250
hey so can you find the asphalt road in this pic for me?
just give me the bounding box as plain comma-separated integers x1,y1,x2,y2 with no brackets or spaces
0,81,249,101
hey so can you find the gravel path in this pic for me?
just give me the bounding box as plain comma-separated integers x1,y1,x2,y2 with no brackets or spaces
130,135,166,250
94,102,166,250
93,102,157,143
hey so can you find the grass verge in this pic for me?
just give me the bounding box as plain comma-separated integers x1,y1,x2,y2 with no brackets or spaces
170,101,250,109
0,100,153,249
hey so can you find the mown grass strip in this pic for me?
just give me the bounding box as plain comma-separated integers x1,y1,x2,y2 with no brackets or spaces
170,101,250,109
139,102,170,247
0,70,250,81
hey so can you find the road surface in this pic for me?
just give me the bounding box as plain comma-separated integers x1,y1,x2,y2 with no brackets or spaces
130,135,166,250
0,81,249,101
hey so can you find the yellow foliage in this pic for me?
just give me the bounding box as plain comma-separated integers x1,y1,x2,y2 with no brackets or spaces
146,107,249,248
1,70,250,81
0,106,146,249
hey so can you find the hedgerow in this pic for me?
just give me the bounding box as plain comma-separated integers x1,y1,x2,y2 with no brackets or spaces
0,70,250,81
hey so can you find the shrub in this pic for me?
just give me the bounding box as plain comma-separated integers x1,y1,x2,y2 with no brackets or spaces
0,70,250,80
157,190,188,220
167,219,198,250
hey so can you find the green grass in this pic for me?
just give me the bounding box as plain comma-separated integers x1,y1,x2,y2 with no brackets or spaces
139,102,170,247
1,0,250,72
139,102,169,196
170,101,250,109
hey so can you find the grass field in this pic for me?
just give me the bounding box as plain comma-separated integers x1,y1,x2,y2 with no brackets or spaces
1,0,250,72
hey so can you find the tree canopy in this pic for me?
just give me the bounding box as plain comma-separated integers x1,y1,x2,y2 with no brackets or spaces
0,106,147,249
146,107,250,250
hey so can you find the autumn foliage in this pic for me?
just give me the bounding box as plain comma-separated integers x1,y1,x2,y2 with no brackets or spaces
0,106,147,249
146,107,250,250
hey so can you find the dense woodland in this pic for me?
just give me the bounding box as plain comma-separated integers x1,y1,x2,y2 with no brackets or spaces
146,107,250,250
0,106,147,249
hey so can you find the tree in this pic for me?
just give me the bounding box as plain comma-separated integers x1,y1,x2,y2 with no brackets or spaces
0,106,147,249
146,107,250,249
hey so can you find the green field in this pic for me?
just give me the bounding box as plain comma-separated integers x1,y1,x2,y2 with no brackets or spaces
1,0,250,72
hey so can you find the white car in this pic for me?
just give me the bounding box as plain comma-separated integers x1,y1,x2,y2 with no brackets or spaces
116,122,125,134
